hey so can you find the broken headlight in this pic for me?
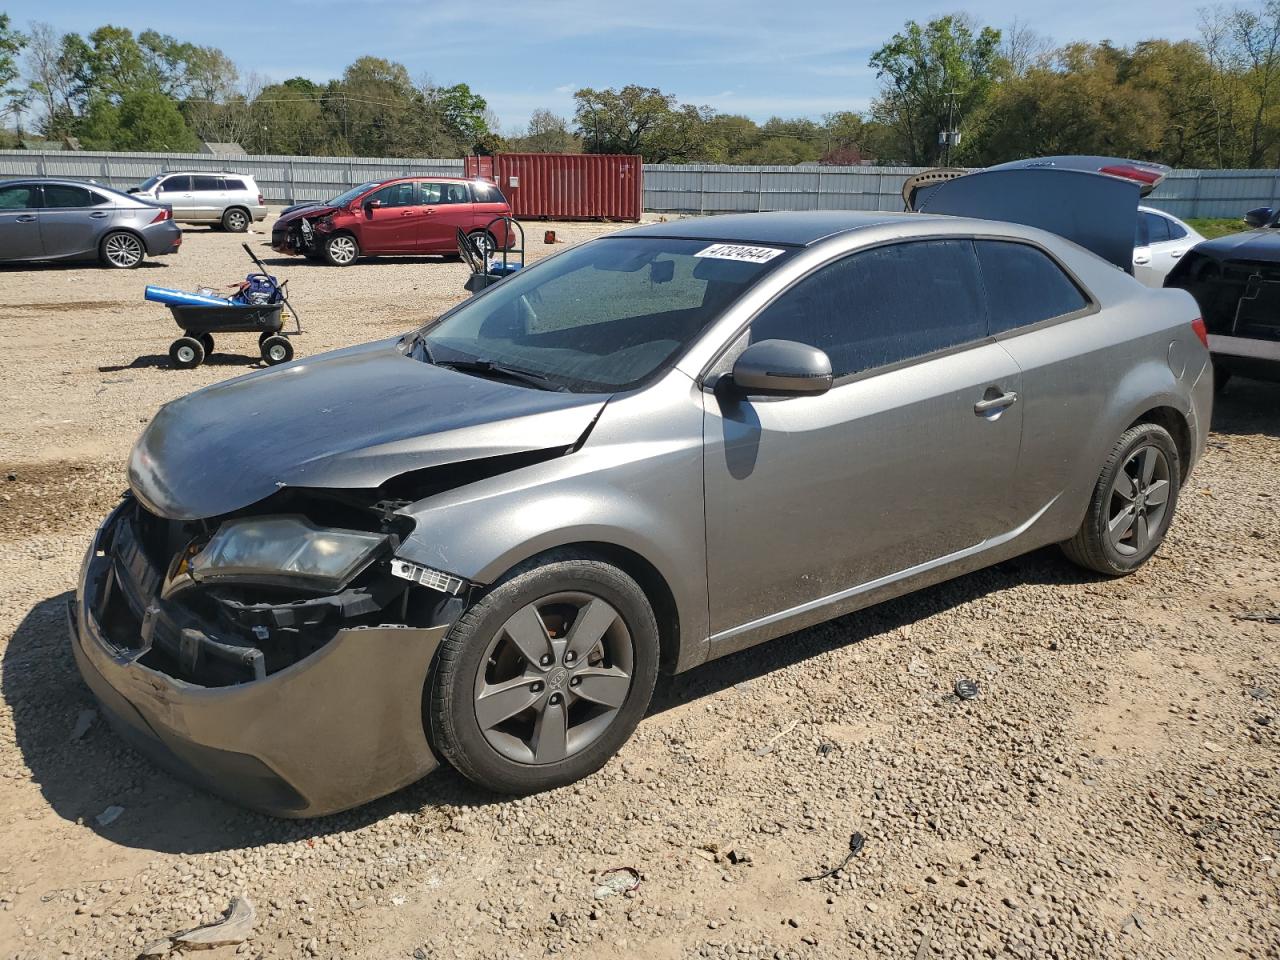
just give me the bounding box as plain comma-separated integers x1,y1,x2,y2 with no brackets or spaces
189,516,388,592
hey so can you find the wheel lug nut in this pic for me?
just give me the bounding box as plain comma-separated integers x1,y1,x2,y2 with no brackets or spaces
570,677,580,687
539,655,552,666
531,682,543,692
565,651,576,663
550,693,561,705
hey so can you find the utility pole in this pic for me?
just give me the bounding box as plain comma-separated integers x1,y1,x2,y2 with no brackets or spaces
940,89,960,165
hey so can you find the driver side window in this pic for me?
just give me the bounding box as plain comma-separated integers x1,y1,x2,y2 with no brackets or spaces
750,239,987,379
368,182,417,207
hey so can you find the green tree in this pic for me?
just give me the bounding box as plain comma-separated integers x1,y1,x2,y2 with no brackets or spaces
573,85,715,161
0,13,27,130
433,82,489,150
869,15,1003,164
81,89,198,151
510,108,580,153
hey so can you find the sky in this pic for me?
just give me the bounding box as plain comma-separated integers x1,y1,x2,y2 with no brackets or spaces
4,0,1208,131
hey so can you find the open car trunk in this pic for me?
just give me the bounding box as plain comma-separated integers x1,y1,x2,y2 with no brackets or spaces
904,156,1170,275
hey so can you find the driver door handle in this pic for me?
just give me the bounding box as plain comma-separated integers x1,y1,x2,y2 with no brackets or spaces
974,391,1018,414
15,214,36,223
90,211,109,219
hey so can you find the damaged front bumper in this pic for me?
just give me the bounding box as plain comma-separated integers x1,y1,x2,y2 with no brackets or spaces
69,502,447,818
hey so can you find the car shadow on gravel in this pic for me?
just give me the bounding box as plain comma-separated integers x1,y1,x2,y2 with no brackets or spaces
98,354,267,373
1211,377,1280,439
649,545,1087,714
0,261,168,273
5,549,1094,854
4,592,514,854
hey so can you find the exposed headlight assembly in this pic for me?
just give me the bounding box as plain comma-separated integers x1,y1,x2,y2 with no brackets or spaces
190,516,388,592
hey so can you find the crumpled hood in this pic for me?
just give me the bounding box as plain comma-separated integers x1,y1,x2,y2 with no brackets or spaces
1188,228,1280,262
129,338,608,520
275,203,339,225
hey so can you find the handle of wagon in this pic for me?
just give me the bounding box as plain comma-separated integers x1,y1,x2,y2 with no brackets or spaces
243,242,303,334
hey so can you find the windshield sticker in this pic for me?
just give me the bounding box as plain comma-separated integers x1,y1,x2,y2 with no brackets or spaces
693,243,785,263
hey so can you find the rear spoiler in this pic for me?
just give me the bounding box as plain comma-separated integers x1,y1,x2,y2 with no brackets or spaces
903,156,1171,274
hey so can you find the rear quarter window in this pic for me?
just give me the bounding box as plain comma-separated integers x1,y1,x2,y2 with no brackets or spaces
975,240,1090,335
472,182,506,204
221,178,247,191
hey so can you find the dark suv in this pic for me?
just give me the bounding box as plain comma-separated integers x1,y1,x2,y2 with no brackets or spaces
271,177,514,266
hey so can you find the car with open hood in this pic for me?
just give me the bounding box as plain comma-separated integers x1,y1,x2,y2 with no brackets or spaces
1163,205,1280,388
270,177,514,266
70,161,1212,817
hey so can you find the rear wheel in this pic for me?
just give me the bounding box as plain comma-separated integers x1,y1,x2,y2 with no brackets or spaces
322,233,359,266
100,231,144,269
1061,423,1180,575
466,230,496,261
430,558,659,795
169,336,205,369
260,335,293,365
221,207,250,233
198,333,214,355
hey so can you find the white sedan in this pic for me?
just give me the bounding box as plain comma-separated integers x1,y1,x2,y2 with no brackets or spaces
1134,206,1204,287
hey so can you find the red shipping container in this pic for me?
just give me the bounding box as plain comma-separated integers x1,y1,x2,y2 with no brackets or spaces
465,154,642,222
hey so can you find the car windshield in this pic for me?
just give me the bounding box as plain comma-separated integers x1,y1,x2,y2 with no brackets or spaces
415,236,791,392
327,182,381,207
138,175,162,191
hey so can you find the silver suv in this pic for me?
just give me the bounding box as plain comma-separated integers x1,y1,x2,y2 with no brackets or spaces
130,172,267,232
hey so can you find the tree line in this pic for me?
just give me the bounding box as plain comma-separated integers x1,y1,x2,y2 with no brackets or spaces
3,7,1280,168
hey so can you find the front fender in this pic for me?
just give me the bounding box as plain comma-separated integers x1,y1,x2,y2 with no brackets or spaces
395,376,711,670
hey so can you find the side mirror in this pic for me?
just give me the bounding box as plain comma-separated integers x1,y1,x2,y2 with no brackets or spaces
1244,206,1273,227
729,339,833,397
364,199,383,212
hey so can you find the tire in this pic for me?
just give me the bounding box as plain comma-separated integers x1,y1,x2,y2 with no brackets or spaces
260,335,294,365
1213,362,1231,395
100,231,145,269
198,332,214,355
221,207,250,233
1061,422,1181,576
322,233,359,266
169,336,205,369
466,230,496,261
430,557,660,795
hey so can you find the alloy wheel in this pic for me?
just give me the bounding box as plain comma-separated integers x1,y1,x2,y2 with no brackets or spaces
1106,445,1172,556
328,236,357,264
225,209,248,231
473,592,634,765
104,233,143,267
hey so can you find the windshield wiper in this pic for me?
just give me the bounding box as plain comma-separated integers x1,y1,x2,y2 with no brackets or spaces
437,358,568,392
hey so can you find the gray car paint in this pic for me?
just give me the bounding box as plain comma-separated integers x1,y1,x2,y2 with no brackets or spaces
94,203,1211,815
0,178,182,264
128,337,608,519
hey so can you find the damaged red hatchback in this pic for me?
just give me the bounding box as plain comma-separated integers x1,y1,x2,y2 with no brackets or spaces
270,177,515,266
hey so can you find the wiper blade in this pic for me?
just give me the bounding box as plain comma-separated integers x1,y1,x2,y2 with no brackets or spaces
438,358,567,392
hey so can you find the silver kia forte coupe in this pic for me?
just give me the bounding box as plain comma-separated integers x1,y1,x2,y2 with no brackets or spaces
70,163,1212,816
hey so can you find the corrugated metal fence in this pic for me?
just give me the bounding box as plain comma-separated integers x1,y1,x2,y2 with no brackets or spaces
3,149,1280,220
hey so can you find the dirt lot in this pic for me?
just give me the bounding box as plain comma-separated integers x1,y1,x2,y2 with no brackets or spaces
0,216,1278,960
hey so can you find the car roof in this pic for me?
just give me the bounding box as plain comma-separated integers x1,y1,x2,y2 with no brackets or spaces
621,211,955,247
156,171,258,177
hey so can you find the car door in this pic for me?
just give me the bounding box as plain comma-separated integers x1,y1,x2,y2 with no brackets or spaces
0,183,42,260
418,181,474,252
971,239,1101,524
191,174,225,222
157,175,194,219
702,238,1024,638
37,183,113,259
1146,211,1197,283
356,181,419,252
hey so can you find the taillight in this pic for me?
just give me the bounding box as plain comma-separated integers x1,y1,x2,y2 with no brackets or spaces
149,207,171,224
1191,317,1209,349
258,194,264,206
1100,163,1162,186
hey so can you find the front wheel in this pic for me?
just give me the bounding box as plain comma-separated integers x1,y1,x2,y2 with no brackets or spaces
1061,423,1180,576
466,230,496,261
169,336,205,369
260,335,294,365
430,558,659,795
322,233,359,266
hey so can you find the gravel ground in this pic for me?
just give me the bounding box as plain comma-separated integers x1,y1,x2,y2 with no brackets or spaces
0,216,1277,960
